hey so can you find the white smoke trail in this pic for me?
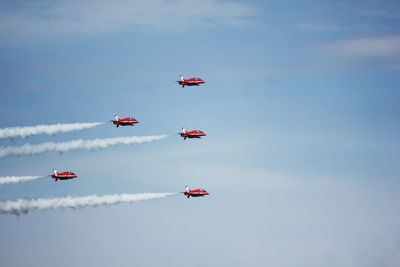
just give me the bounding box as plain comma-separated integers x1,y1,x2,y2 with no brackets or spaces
0,122,105,140
0,176,45,185
0,135,168,159
0,193,178,215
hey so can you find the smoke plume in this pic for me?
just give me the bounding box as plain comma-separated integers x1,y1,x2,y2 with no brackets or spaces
0,193,177,215
0,122,105,140
0,176,45,185
0,135,168,159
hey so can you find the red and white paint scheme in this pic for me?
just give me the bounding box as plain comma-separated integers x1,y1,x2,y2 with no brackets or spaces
179,127,206,140
111,115,139,127
183,186,209,198
50,169,77,182
177,75,205,88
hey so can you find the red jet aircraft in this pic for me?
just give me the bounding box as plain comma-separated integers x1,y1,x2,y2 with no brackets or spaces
50,169,77,182
177,75,205,88
183,186,209,198
111,115,139,127
179,127,206,140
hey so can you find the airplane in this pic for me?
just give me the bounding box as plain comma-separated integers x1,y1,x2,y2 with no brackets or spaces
179,127,206,140
177,75,205,88
110,114,139,127
182,186,209,198
50,169,77,182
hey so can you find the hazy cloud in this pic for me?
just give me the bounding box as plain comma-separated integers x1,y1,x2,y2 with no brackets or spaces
0,0,258,41
292,21,340,32
317,35,400,60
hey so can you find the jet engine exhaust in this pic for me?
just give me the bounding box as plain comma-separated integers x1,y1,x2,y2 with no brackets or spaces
0,193,178,215
0,122,106,140
0,135,169,159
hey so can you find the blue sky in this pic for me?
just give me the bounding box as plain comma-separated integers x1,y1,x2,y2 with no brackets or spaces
1,0,400,266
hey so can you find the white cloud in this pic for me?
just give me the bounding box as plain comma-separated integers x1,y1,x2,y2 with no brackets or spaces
0,0,258,40
317,35,400,60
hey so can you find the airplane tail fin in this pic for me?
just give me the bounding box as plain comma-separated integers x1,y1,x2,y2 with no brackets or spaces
53,168,58,175
180,75,185,87
185,186,190,193
182,128,187,139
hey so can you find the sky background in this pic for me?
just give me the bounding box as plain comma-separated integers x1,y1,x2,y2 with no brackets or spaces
1,0,400,266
